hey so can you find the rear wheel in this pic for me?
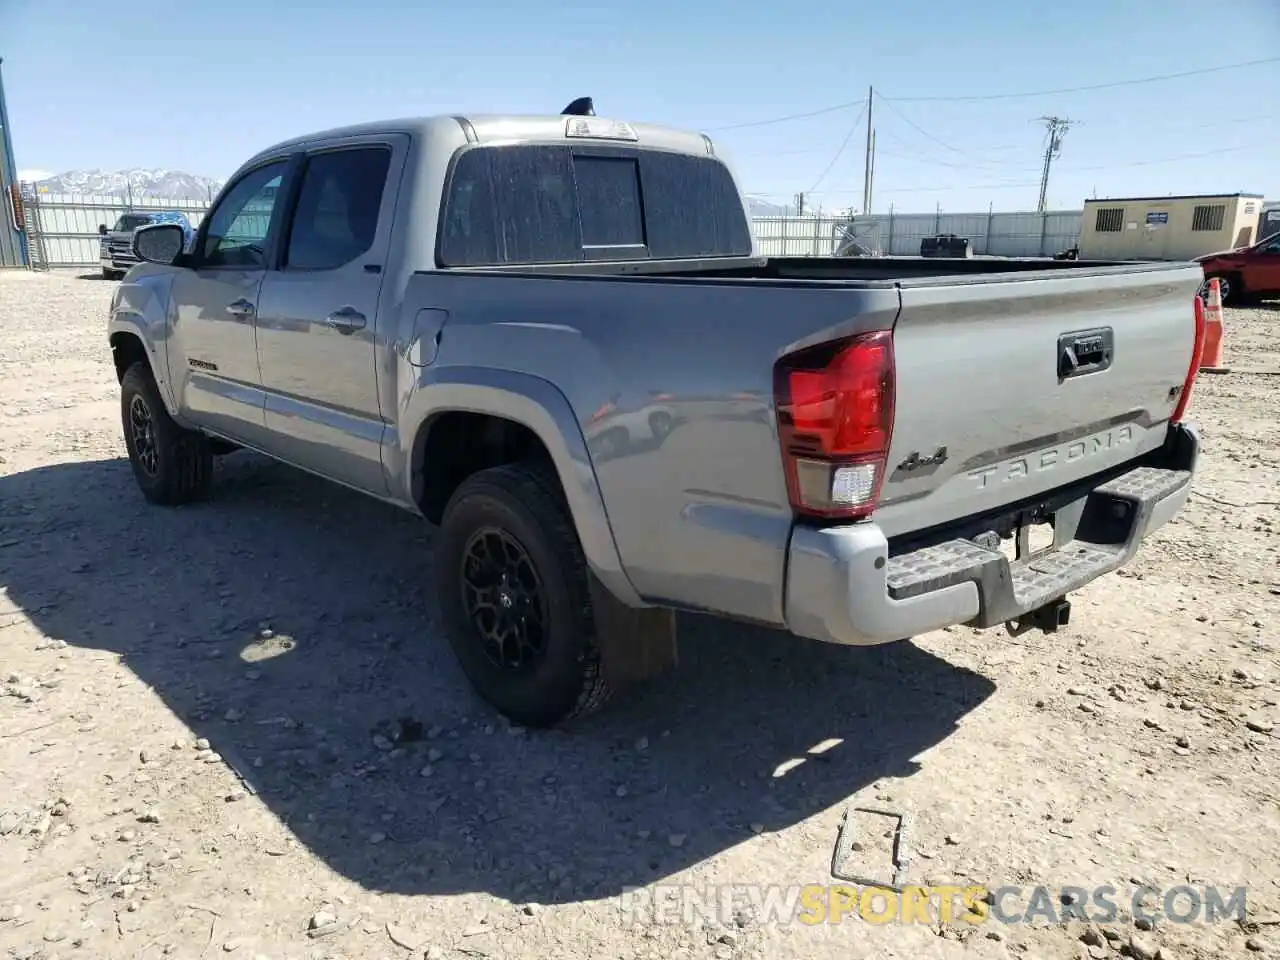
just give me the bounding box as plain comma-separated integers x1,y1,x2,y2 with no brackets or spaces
120,361,213,505
434,463,610,727
649,411,674,441
594,426,628,459
1202,273,1239,305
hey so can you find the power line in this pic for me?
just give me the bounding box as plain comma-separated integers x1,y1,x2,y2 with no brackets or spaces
704,57,1279,131
711,102,860,132
827,110,1272,177
1060,141,1269,173
874,142,1038,172
874,179,1042,196
804,141,1269,197
884,57,1280,103
873,92,972,158
871,96,1049,185
805,104,867,195
871,93,1045,175
1078,111,1277,131
728,111,1276,157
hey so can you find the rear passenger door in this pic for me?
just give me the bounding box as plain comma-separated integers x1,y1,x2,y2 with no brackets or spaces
254,136,407,494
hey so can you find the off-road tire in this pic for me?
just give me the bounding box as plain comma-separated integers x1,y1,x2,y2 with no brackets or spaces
435,462,611,727
120,361,213,505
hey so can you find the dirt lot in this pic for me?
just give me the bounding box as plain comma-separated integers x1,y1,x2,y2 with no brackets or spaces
1,269,1277,960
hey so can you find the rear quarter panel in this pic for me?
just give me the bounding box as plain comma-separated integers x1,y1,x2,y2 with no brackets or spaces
407,272,899,625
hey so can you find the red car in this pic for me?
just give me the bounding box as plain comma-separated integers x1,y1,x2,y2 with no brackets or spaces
1195,232,1280,304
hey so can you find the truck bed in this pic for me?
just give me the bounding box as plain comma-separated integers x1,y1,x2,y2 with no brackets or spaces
412,255,1202,625
439,253,1176,283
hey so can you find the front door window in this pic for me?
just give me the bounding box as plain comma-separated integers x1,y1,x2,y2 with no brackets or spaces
201,162,288,269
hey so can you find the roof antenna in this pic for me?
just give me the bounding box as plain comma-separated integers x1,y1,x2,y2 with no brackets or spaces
561,97,595,117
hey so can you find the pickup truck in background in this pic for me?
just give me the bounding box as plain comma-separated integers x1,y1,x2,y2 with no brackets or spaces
1196,231,1280,304
98,210,194,279
107,101,1204,727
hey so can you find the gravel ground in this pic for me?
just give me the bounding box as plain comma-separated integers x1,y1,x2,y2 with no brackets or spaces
1,269,1278,960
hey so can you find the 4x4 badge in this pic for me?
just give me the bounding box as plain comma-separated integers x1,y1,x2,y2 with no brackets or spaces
895,446,948,475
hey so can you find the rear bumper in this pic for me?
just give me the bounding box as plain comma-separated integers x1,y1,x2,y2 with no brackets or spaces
783,422,1200,646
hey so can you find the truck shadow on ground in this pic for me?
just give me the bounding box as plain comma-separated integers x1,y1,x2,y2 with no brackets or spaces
0,455,995,905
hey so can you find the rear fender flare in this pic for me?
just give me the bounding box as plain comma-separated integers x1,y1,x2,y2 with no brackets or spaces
401,366,643,608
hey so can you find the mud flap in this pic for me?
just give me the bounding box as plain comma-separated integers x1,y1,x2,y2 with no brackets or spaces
589,578,678,687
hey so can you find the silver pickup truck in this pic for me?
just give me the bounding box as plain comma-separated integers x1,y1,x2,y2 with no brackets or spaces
107,102,1205,727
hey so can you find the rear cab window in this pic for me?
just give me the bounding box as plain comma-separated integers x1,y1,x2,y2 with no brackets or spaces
438,144,752,267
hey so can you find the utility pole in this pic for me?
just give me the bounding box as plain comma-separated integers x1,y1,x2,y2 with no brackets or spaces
1036,116,1073,213
867,127,876,215
795,192,805,216
862,85,874,216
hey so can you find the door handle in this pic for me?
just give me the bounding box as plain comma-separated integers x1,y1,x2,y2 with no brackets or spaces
225,299,255,321
325,307,367,335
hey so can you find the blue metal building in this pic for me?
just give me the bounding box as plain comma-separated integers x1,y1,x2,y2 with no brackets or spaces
1,57,30,268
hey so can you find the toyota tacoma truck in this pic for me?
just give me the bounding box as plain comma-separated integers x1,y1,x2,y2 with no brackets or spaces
106,100,1205,727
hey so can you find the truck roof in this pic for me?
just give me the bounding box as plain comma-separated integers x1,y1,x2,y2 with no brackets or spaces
244,114,717,170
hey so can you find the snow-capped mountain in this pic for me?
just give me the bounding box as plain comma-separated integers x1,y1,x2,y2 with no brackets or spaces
27,168,225,202
745,196,795,217
743,195,857,218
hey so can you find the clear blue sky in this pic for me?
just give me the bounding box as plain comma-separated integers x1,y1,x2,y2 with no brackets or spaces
5,0,1278,214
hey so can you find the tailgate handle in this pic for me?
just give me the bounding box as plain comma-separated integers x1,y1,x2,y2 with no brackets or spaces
1058,327,1113,381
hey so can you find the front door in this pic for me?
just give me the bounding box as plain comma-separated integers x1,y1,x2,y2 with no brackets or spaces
169,158,292,446
1244,235,1280,295
254,137,406,494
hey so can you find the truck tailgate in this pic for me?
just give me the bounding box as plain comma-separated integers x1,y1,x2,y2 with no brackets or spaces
873,263,1203,539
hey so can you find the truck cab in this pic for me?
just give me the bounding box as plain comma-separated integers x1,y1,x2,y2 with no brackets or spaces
99,210,194,279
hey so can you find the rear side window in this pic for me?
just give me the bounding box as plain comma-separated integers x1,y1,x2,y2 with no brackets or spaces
438,145,751,266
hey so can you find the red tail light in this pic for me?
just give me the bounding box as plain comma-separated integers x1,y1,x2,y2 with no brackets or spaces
1171,294,1206,424
773,330,896,520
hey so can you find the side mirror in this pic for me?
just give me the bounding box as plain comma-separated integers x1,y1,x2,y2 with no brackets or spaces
132,222,186,266
98,224,108,236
